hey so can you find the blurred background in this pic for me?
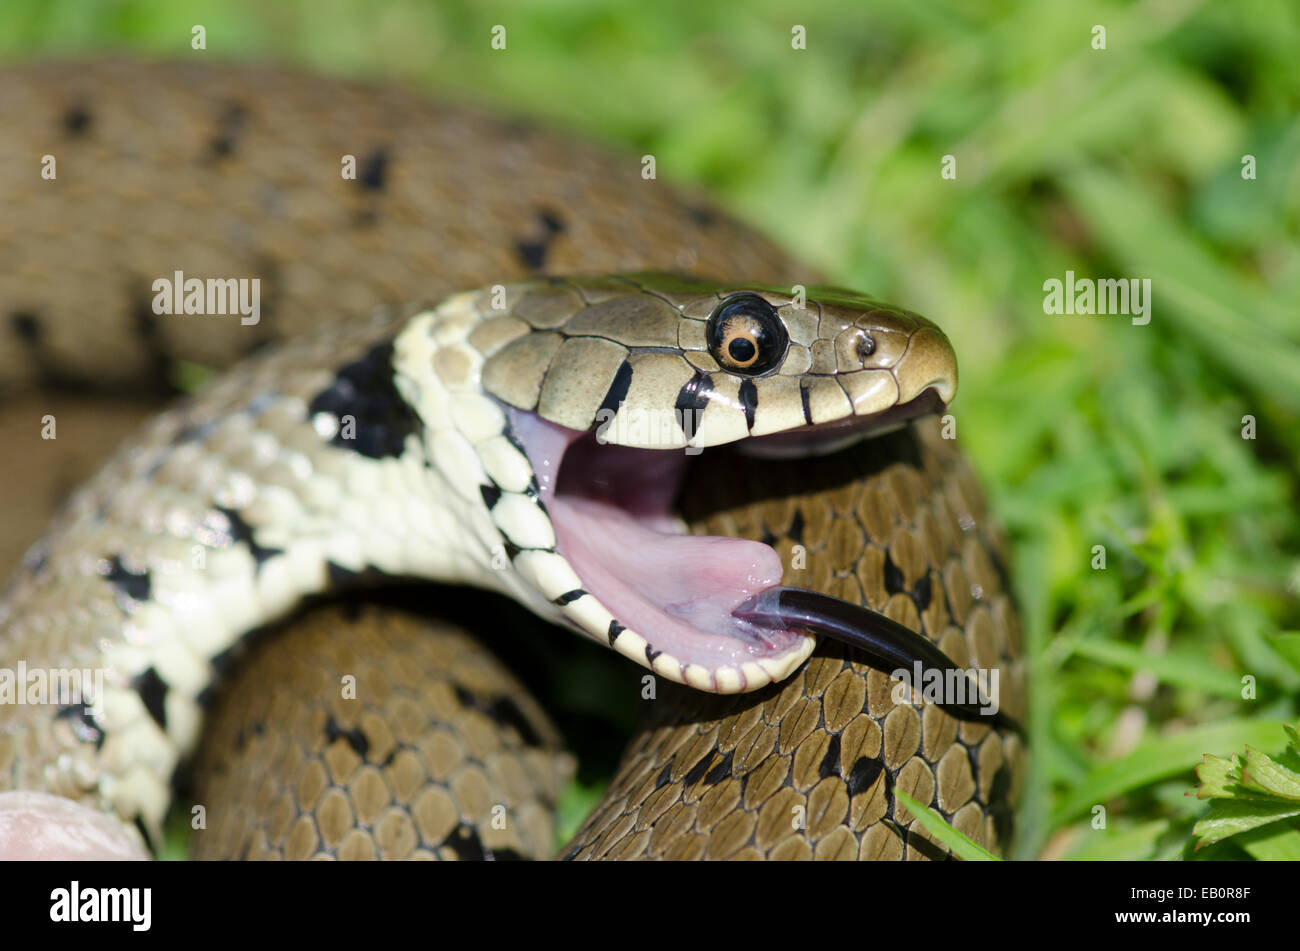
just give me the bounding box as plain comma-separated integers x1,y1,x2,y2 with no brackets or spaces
2,0,1297,860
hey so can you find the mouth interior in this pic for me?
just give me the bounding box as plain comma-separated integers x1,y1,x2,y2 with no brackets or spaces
506,392,942,674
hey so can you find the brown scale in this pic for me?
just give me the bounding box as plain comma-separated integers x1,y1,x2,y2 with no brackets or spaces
0,60,797,392
190,602,572,861
562,416,1026,860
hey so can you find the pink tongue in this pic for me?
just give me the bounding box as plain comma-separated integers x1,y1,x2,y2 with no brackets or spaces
549,494,787,665
508,409,790,668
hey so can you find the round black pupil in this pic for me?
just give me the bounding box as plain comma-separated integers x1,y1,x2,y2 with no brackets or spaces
728,336,757,362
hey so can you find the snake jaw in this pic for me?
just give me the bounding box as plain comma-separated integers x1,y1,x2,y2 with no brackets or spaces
504,407,815,693
496,378,954,693
738,387,949,459
455,276,959,693
502,398,958,694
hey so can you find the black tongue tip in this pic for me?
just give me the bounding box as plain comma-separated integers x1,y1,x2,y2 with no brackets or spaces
734,585,1022,735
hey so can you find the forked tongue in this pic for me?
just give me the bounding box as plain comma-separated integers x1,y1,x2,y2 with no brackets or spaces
733,586,1022,734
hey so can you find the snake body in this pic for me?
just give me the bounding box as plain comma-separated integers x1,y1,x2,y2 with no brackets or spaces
0,60,1024,859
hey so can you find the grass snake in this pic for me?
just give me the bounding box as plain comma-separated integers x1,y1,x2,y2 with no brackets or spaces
0,60,1025,860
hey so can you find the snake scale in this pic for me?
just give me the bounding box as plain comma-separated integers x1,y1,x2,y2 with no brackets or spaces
0,59,1025,860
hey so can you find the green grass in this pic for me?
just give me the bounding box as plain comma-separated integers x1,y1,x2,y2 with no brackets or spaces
6,0,1298,859
896,791,1000,860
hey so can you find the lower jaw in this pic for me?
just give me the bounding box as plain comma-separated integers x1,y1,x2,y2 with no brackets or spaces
522,404,942,690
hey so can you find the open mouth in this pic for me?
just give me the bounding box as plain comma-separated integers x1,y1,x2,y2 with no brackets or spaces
504,388,950,692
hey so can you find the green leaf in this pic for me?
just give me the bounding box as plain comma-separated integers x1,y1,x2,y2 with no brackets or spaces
1237,822,1300,861
1239,746,1300,801
1192,754,1244,800
1053,720,1288,824
894,791,999,861
1192,799,1300,849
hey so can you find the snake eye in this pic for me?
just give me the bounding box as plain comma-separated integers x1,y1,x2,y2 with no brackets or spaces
707,293,788,376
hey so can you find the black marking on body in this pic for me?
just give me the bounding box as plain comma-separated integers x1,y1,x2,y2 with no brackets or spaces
644,644,661,665
847,755,886,797
209,644,240,681
553,588,586,606
307,340,421,460
702,749,734,786
324,715,370,758
799,381,814,426
683,752,714,788
674,371,714,427
215,506,283,568
10,311,40,342
686,204,718,227
818,733,843,779
359,148,389,191
232,721,267,753
442,824,486,860
129,288,181,395
738,379,758,431
9,309,84,389
133,817,155,854
103,555,151,603
606,620,625,647
595,363,637,423
131,667,169,731
654,762,673,789
209,102,248,159
325,560,392,590
788,509,805,544
912,572,933,613
480,483,502,510
515,241,547,269
452,686,544,747
513,207,566,270
62,103,92,136
882,549,907,596
502,539,523,561
538,209,565,235
596,361,635,420
501,424,531,462
55,703,105,751
7,311,63,386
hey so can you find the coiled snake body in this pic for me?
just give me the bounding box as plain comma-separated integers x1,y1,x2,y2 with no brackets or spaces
0,60,1025,860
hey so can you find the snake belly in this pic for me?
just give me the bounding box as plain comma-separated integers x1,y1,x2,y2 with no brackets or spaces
0,60,1024,859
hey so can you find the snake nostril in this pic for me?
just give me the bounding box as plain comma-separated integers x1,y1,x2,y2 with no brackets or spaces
857,334,876,361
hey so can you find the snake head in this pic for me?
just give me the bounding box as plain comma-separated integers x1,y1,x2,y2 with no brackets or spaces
395,274,957,694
